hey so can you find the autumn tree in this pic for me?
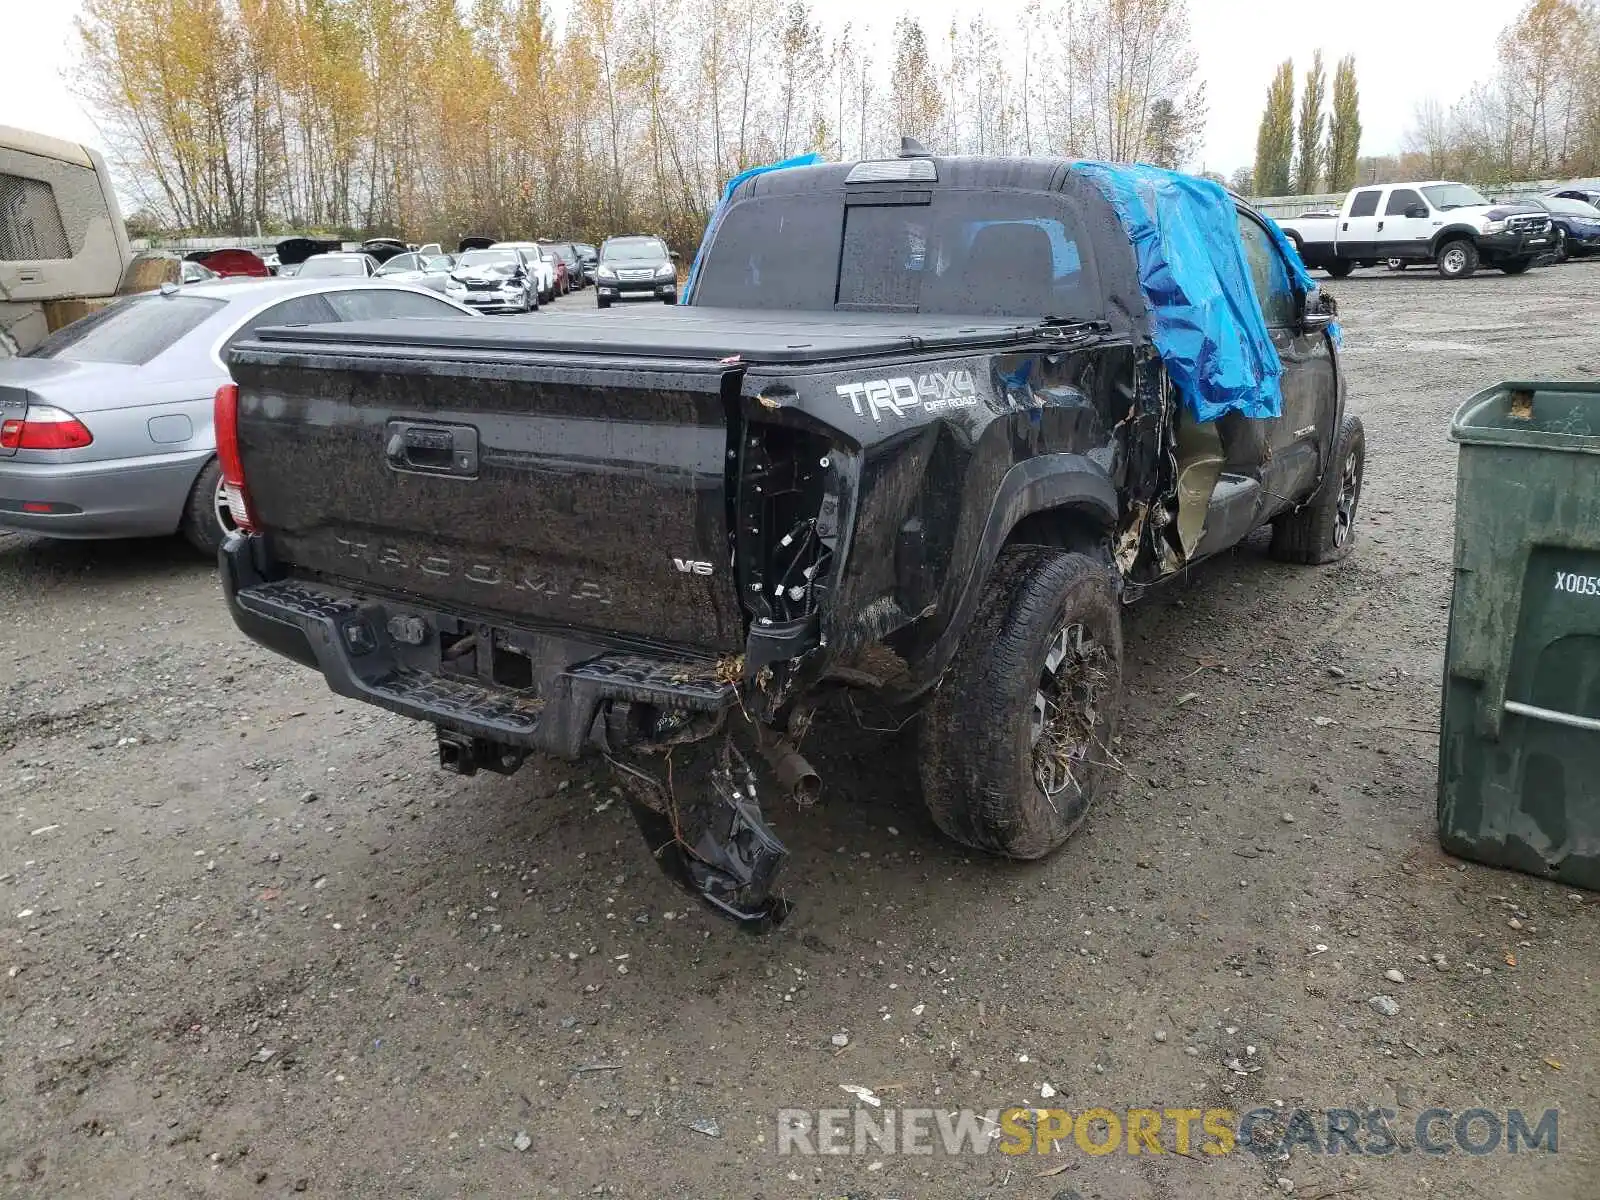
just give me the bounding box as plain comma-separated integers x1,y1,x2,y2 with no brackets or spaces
1327,54,1362,191
1254,59,1295,196
889,16,942,146
1403,98,1451,178
75,0,1230,242
775,1,823,157
1294,51,1326,193
1498,0,1587,173
1073,0,1204,164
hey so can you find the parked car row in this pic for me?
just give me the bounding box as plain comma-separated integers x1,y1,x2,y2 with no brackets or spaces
168,235,613,300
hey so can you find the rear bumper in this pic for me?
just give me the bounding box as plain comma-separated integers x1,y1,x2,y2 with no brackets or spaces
0,449,208,539
221,533,737,759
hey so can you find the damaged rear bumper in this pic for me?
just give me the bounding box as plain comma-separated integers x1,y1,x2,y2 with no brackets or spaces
222,532,739,758
221,532,798,929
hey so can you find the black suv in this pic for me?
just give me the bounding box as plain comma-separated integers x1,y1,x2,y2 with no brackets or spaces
595,235,677,307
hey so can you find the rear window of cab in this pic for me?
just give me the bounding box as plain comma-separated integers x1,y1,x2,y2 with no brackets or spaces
693,188,1100,322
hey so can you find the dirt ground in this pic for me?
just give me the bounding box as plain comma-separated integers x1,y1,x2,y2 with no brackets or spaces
3,268,1598,1200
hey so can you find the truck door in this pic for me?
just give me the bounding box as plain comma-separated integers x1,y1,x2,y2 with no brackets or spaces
1340,187,1384,259
1236,210,1335,509
1380,186,1433,261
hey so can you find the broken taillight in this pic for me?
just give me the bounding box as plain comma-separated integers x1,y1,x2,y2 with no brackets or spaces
736,420,835,627
1,405,94,450
213,382,255,532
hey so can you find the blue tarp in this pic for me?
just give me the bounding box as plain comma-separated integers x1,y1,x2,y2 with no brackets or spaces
681,153,824,303
1073,161,1298,422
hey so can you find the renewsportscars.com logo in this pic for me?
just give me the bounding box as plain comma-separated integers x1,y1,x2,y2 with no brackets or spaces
775,1105,1559,1158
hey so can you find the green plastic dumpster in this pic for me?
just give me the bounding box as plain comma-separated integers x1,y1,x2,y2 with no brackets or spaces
1439,381,1600,890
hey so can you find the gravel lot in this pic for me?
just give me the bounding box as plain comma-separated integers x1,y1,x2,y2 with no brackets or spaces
3,271,1598,1199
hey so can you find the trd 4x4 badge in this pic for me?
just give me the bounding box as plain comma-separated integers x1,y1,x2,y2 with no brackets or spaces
837,369,979,422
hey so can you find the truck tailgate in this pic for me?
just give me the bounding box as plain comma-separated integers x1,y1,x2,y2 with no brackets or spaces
226,334,746,653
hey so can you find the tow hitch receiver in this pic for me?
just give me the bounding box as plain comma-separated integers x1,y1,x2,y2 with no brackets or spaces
436,729,526,777
618,745,792,932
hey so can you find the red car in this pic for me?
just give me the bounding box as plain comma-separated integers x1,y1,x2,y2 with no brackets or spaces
184,247,269,278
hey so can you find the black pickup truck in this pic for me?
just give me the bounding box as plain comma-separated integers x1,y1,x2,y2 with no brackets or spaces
218,153,1361,929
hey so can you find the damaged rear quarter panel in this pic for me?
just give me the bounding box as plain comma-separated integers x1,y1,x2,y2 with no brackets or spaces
747,335,1142,695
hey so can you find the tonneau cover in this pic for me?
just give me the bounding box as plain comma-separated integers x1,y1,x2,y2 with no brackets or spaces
244,307,1046,366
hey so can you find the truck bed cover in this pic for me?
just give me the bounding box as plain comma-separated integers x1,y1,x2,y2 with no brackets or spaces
244,306,1046,366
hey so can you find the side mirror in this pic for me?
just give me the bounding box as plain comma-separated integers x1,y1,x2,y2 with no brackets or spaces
1405,204,1429,219
1301,288,1337,332
670,250,680,261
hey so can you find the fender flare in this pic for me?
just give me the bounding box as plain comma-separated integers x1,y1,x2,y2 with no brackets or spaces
906,454,1118,696
1429,224,1481,255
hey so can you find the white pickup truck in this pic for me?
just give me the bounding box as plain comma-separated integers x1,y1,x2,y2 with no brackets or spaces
1279,181,1553,280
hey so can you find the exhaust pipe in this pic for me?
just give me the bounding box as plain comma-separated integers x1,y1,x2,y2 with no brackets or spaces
759,737,821,805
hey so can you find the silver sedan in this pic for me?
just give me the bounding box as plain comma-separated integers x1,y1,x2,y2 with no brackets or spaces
0,277,476,554
374,251,457,292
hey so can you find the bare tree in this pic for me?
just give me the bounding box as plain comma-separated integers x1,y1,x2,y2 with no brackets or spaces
889,15,942,147
775,1,822,157
1403,98,1451,178
1071,0,1203,164
1498,0,1586,174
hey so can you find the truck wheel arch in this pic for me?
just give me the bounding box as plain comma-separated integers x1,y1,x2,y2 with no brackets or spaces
1429,225,1481,257
909,455,1118,696
988,457,1119,556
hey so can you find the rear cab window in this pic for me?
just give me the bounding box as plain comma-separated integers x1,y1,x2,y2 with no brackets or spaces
694,187,1101,321
25,294,225,365
1347,190,1382,218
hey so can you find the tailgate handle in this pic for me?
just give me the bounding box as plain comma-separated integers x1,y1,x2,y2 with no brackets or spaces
385,421,479,477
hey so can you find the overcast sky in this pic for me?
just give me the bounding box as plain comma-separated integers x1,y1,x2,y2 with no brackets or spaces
0,0,1512,183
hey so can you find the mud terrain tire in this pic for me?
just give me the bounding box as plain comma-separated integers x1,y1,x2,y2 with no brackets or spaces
920,547,1123,860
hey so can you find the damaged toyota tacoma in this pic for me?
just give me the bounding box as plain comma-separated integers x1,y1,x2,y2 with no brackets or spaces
217,151,1361,929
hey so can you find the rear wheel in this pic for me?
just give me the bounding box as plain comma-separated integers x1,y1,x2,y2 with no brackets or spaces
597,295,611,309
1326,259,1354,278
1386,258,1407,271
919,547,1123,861
1436,238,1478,279
181,458,234,557
1554,226,1570,263
1270,414,1365,565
